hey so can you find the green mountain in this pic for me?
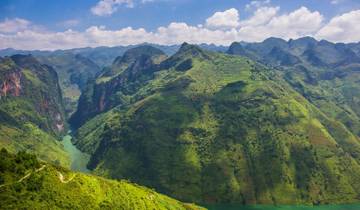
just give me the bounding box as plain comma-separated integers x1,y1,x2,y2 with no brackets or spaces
36,53,102,115
71,43,360,205
228,38,360,137
0,149,203,209
0,44,226,68
69,45,168,128
0,55,70,166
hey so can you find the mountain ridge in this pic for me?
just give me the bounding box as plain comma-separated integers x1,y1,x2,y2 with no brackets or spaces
70,42,360,205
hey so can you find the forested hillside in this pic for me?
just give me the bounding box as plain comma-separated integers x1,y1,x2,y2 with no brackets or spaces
71,42,360,205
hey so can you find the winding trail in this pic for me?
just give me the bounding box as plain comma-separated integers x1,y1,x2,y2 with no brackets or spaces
0,164,76,188
0,164,46,188
58,172,76,183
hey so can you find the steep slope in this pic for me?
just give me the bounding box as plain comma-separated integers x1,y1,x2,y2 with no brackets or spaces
73,44,360,205
228,37,360,68
36,53,101,115
69,45,168,128
0,55,69,166
0,149,203,209
228,38,360,138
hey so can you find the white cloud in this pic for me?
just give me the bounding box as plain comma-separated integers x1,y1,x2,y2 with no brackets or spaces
0,18,31,33
245,0,271,11
0,6,359,50
240,6,279,27
233,6,323,42
264,6,324,38
58,19,80,28
141,0,155,3
205,8,240,30
91,0,134,16
331,0,344,5
316,10,360,43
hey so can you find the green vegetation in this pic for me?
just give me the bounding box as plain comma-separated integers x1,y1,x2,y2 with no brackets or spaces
0,55,69,167
0,149,204,210
36,53,101,115
73,43,360,205
2,39,360,207
0,123,70,167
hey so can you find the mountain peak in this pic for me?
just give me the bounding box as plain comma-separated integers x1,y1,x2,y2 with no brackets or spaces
178,42,200,51
263,37,287,44
10,54,40,67
291,36,317,43
113,45,166,66
176,42,209,59
227,42,246,55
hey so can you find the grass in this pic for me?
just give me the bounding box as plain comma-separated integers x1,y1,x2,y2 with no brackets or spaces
73,45,360,205
0,55,69,168
0,149,204,210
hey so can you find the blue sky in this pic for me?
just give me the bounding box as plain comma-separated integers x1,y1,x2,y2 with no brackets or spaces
1,0,358,31
0,0,359,50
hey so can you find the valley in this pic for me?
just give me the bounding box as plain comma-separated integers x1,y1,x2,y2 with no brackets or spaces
60,134,90,173
1,37,360,209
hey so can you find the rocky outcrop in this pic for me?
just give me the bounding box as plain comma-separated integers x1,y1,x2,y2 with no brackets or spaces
0,71,22,97
69,46,167,128
0,55,66,135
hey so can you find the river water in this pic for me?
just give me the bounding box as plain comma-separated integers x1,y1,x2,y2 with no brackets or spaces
60,135,360,209
61,135,90,173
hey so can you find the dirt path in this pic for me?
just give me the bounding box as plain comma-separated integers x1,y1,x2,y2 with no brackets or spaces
58,172,75,183
0,164,76,188
0,164,46,188
35,165,46,172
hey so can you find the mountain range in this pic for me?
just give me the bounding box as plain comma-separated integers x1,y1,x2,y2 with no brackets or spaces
1,37,360,208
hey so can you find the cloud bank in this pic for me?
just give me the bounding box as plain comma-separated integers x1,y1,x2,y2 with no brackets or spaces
0,5,359,50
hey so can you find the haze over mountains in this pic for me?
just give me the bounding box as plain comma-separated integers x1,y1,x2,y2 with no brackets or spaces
1,36,360,209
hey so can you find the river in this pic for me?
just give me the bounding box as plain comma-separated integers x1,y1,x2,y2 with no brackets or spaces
60,135,360,209
61,135,90,173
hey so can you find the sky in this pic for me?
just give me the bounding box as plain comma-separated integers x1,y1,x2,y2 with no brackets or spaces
0,0,359,50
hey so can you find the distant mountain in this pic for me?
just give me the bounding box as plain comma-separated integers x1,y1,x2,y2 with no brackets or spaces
0,149,203,210
0,43,227,68
70,43,360,205
228,37,360,68
0,55,69,166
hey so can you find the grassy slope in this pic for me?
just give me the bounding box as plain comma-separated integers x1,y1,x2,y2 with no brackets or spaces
75,45,360,205
0,56,70,167
283,65,360,137
0,123,70,167
0,149,203,210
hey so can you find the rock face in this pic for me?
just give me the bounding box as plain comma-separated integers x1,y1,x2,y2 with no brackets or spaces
73,44,360,205
0,71,22,97
0,55,70,166
69,45,167,128
0,54,66,135
35,53,102,116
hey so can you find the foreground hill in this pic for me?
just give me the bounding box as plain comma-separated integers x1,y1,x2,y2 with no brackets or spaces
0,149,203,209
0,55,69,166
71,43,360,205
